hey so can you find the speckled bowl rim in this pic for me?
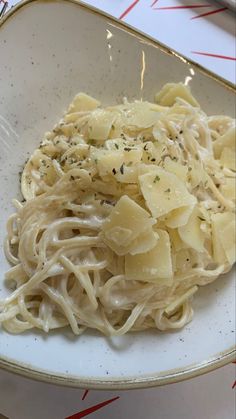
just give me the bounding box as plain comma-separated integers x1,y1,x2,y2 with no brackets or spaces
0,0,235,389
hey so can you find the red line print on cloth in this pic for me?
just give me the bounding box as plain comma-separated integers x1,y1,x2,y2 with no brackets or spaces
191,51,236,60
82,390,89,401
119,0,140,20
0,0,7,17
154,5,212,10
150,0,159,7
65,396,120,419
191,7,227,19
232,361,236,389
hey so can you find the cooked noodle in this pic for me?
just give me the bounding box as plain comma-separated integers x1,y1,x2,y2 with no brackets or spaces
0,83,235,335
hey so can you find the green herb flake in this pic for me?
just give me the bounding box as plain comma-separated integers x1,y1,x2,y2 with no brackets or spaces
153,175,160,183
120,163,124,174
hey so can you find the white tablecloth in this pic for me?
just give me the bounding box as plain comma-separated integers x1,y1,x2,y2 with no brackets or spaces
0,1,235,418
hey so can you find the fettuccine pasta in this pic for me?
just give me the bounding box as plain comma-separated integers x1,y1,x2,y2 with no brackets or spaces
0,82,235,335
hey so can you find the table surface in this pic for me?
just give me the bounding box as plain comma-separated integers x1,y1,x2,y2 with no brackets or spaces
0,1,235,418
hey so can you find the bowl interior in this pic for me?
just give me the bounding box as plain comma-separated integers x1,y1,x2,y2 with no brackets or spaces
0,0,235,387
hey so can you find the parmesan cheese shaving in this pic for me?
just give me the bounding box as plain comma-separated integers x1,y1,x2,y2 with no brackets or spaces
139,167,196,223
125,230,173,282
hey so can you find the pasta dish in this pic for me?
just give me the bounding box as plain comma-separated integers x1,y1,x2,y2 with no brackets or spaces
0,82,235,335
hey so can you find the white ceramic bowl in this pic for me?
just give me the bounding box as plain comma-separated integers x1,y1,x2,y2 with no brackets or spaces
0,0,235,389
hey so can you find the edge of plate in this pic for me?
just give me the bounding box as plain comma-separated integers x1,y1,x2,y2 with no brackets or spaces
0,346,235,389
0,0,235,389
